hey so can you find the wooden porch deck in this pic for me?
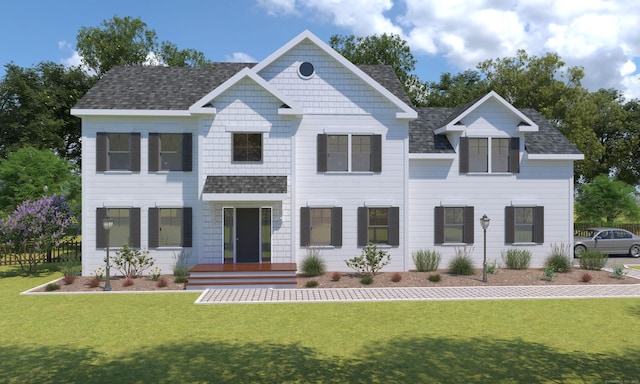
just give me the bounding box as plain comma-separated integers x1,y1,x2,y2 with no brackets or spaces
186,263,298,290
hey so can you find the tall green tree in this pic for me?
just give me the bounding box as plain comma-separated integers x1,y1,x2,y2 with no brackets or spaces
76,15,212,76
329,33,427,106
0,62,94,164
575,175,640,224
0,146,80,215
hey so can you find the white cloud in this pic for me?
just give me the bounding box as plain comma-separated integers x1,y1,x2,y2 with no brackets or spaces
258,0,640,99
58,41,82,67
225,52,257,63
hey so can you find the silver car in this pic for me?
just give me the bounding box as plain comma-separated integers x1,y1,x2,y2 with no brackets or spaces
574,227,640,257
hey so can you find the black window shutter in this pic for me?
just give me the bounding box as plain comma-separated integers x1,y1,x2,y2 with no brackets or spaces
182,133,192,172
389,206,400,246
463,206,475,243
434,206,444,244
509,137,520,173
317,134,327,172
534,206,544,243
96,208,107,248
357,207,368,246
148,208,159,248
130,133,141,172
182,207,193,247
505,206,515,243
371,134,382,172
300,207,311,246
96,133,107,171
148,133,160,172
459,137,469,173
331,207,342,246
130,208,141,247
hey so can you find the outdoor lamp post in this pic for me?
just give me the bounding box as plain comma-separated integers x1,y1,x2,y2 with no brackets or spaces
102,215,114,291
480,214,491,283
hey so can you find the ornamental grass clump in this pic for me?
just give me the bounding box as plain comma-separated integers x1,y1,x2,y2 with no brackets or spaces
172,251,192,283
412,249,441,272
448,247,475,275
579,250,608,270
502,248,531,270
301,248,326,277
544,243,572,273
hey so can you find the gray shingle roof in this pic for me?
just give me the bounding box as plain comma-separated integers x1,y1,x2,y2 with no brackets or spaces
410,106,582,156
73,64,412,111
203,176,287,194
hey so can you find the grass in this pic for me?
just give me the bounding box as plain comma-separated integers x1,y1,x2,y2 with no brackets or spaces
2,265,640,383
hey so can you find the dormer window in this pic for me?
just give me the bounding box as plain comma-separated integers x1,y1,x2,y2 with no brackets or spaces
460,137,519,174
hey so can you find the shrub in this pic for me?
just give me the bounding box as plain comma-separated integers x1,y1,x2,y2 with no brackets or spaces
305,280,319,288
172,250,192,283
45,283,60,291
448,247,475,275
150,267,162,281
112,244,155,278
487,260,497,274
301,249,326,276
60,255,81,278
331,272,341,281
391,272,402,282
412,249,441,272
345,243,390,276
122,278,134,287
581,272,593,283
579,250,608,270
62,274,76,285
428,274,441,283
544,243,572,273
360,276,374,285
502,248,531,270
542,268,555,281
610,264,627,279
156,277,168,288
88,277,100,288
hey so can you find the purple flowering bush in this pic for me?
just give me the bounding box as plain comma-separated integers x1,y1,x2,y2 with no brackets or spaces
0,195,75,274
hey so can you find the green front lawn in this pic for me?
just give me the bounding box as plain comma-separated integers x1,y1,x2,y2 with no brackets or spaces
2,265,639,383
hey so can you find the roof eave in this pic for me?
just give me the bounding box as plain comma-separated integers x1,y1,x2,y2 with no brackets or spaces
71,108,191,117
527,153,584,160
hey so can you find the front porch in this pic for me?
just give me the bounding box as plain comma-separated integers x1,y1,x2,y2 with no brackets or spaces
185,263,297,290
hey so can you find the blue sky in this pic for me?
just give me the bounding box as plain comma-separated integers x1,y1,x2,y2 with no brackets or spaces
2,0,640,98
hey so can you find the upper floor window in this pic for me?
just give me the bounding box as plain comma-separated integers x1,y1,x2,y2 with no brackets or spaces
357,206,399,246
460,137,519,174
300,207,342,246
149,133,192,172
233,133,262,162
505,206,544,243
317,134,381,172
148,207,193,247
96,133,140,172
434,206,474,244
96,207,141,248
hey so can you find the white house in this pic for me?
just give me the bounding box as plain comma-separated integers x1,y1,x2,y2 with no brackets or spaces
71,30,583,277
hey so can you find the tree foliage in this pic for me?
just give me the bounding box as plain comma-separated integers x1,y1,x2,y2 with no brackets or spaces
575,175,640,224
0,146,80,215
0,195,75,274
0,62,94,163
329,33,427,106
76,15,212,76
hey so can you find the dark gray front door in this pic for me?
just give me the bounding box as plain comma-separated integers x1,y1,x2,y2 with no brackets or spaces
236,208,260,263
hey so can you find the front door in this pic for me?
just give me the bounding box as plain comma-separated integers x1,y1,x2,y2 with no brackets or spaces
236,208,260,263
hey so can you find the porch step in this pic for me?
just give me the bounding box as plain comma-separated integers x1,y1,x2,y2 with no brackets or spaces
185,263,297,290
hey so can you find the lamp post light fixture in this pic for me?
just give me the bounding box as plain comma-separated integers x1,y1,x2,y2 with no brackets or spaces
102,215,114,291
480,214,491,283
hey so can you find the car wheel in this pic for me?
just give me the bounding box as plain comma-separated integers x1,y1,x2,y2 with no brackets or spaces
630,245,640,258
574,245,587,258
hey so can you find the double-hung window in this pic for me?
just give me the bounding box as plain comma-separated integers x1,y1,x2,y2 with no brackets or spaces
149,133,192,171
148,207,193,247
357,207,399,246
300,207,342,246
96,133,140,172
317,134,381,172
434,206,474,244
96,207,141,248
505,206,544,243
233,133,262,162
460,137,519,174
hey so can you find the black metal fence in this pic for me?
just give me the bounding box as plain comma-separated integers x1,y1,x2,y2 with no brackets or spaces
0,241,81,266
575,223,640,236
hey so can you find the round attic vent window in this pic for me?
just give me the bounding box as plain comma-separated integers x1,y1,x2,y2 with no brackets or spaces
299,62,315,78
